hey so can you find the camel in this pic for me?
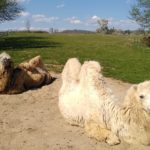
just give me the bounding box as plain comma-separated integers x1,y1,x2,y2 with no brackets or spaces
59,58,150,145
0,52,52,94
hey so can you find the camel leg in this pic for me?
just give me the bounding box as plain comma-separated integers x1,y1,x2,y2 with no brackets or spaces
8,68,26,94
85,120,120,145
106,132,121,146
85,120,110,141
29,56,46,69
19,56,46,70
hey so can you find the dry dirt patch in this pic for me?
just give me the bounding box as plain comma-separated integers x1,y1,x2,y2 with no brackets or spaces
0,73,149,150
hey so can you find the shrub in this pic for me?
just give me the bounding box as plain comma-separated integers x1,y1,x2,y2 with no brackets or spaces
142,36,150,46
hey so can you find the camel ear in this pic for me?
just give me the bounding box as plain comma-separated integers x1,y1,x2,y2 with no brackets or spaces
127,85,137,96
124,84,138,104
132,85,137,91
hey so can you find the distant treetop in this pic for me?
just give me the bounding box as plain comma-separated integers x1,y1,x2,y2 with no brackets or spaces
0,0,23,23
130,0,150,30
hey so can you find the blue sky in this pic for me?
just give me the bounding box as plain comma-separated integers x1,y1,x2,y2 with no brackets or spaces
0,0,140,31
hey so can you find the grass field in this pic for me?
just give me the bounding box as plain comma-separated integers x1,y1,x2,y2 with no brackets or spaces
0,32,149,83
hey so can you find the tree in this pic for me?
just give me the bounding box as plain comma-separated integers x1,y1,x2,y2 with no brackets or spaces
0,0,23,23
25,19,31,32
97,19,108,31
96,19,109,33
130,0,150,30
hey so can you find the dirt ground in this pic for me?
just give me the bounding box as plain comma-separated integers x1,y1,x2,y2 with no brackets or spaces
0,73,149,150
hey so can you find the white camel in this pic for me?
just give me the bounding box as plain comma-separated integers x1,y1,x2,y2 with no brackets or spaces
59,58,150,145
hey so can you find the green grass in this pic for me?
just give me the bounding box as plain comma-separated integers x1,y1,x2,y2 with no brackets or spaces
0,32,150,83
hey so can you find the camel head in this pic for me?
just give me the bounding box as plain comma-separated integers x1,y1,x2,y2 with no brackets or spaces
0,52,12,69
124,81,150,113
136,81,150,113
0,52,13,92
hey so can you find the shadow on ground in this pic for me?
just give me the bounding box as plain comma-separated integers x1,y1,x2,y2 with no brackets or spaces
0,36,62,50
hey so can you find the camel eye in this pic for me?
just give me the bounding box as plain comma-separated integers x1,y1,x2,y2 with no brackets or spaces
139,95,144,99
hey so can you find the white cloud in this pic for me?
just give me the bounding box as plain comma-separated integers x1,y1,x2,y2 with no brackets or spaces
20,11,30,17
66,17,82,24
0,13,140,32
92,15,100,21
32,14,59,23
56,4,65,8
87,15,101,25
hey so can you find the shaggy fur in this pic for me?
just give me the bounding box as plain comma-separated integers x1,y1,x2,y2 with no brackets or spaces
59,58,150,145
59,58,111,126
0,52,52,94
85,81,150,145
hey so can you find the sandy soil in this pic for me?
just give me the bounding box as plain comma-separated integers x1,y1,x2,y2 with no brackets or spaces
0,73,149,150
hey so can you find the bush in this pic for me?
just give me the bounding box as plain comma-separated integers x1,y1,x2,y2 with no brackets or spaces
142,36,150,46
